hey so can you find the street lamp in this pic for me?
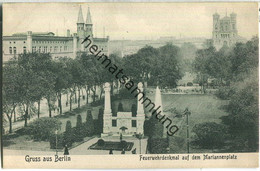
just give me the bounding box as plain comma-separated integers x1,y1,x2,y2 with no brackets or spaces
184,108,191,154
55,129,58,156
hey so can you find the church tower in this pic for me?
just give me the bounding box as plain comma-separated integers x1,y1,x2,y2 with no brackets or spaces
212,12,238,50
77,6,85,40
85,7,93,38
212,12,220,41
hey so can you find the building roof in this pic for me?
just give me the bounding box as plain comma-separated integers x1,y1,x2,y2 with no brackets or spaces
86,7,92,25
12,32,55,37
94,37,109,42
77,5,84,24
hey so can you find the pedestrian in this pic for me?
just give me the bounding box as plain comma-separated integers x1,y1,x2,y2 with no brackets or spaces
64,145,69,155
109,149,113,155
121,148,125,154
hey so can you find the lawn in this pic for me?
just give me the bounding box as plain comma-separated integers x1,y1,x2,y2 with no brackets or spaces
146,92,229,153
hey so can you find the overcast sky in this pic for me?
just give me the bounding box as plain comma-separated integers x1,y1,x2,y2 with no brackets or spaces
3,2,258,40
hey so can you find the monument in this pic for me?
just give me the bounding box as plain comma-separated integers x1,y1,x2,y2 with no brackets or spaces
101,82,145,137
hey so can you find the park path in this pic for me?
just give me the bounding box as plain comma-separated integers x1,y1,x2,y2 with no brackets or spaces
3,87,104,134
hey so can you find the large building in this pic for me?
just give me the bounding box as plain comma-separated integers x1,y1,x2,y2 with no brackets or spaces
3,6,109,62
212,12,245,49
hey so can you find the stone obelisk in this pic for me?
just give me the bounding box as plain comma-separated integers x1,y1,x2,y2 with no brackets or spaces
154,86,163,115
136,82,145,134
103,82,112,135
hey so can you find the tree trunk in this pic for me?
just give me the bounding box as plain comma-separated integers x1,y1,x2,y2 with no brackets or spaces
92,86,96,102
110,81,114,96
47,98,52,117
100,85,104,100
78,88,81,108
37,100,40,118
8,117,12,133
85,87,89,104
13,106,16,122
24,104,29,127
66,92,69,104
69,92,73,111
74,88,77,103
58,92,62,115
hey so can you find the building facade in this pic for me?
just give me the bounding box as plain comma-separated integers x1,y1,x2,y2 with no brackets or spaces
212,12,244,49
3,6,109,62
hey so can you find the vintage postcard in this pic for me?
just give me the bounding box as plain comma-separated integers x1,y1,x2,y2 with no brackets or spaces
1,2,259,169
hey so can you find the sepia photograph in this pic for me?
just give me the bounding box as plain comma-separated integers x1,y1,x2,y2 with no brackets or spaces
1,2,259,168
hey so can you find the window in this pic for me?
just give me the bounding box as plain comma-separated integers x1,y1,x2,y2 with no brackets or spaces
132,120,136,127
13,47,16,54
9,47,12,54
54,46,57,52
24,41,26,43
50,46,52,52
13,41,16,44
39,46,41,52
23,46,26,53
112,120,117,127
60,46,62,52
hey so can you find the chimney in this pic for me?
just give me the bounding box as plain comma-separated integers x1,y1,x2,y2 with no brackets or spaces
67,29,70,37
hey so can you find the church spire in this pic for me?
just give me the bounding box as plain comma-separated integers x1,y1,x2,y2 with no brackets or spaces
86,7,92,25
77,5,84,24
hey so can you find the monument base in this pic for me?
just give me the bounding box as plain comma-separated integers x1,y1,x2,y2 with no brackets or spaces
101,133,111,137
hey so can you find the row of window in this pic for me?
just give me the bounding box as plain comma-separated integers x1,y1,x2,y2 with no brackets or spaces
215,24,235,31
112,120,137,128
33,41,66,44
9,41,26,44
32,46,68,53
9,47,27,54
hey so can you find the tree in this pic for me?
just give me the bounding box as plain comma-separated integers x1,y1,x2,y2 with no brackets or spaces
97,108,104,134
17,52,55,126
63,120,73,147
147,112,164,138
52,57,73,115
25,117,62,141
151,43,184,88
75,115,84,141
192,122,227,151
123,46,158,86
85,110,94,136
192,46,216,92
221,72,258,151
3,60,21,133
230,37,258,81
